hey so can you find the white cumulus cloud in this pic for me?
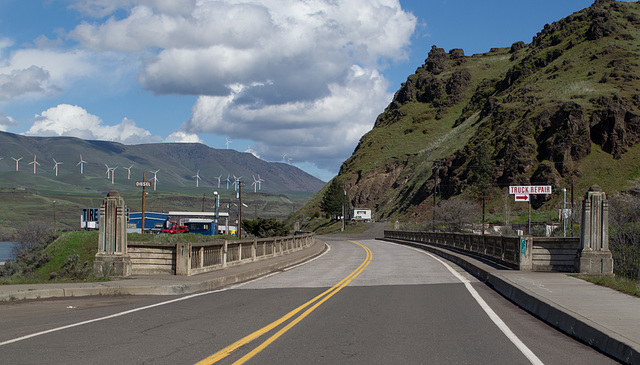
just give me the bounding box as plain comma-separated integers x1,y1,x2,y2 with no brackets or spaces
14,0,416,176
0,112,16,131
184,65,391,171
24,104,163,144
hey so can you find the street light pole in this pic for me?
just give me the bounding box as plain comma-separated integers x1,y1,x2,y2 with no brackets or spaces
562,187,567,237
213,191,219,234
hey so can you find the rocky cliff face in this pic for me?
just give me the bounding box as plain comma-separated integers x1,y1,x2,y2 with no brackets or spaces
321,0,640,219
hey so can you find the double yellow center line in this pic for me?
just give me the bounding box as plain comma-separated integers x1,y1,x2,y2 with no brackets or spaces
196,240,372,365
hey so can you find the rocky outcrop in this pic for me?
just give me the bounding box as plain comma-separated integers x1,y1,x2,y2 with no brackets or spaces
590,96,640,158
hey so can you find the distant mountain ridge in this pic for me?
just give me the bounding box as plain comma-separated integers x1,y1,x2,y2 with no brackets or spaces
0,131,325,194
304,0,640,220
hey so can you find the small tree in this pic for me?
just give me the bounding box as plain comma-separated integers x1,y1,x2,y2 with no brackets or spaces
435,198,478,232
242,217,289,238
321,179,345,219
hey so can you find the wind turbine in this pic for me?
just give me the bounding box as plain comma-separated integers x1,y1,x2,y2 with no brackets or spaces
287,156,293,164
281,153,288,162
29,155,41,174
150,169,160,191
124,164,133,180
193,170,202,188
11,157,22,172
216,174,222,188
233,175,242,191
77,154,87,174
52,158,63,177
226,174,231,189
105,164,112,180
251,175,259,193
225,137,232,149
257,174,264,191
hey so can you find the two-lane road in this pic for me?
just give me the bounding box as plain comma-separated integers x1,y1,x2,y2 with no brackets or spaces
0,236,615,364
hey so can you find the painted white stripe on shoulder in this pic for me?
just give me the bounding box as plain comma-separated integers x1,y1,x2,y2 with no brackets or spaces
0,288,229,347
392,242,544,365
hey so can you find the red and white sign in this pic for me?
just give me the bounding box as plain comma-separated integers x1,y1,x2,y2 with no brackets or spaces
509,185,552,195
514,194,530,202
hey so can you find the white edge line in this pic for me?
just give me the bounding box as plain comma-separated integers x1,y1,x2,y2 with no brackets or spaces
283,242,331,271
388,241,544,365
0,288,228,347
1,242,333,347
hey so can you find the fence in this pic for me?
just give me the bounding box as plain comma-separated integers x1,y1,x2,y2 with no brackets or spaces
129,233,315,276
384,231,582,272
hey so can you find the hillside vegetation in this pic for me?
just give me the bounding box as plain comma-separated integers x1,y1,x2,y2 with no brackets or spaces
0,132,323,229
303,0,640,223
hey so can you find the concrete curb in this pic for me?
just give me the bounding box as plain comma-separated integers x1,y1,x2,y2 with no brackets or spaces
0,240,327,301
379,237,639,364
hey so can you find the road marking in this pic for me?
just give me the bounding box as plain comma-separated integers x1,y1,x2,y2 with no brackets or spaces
196,240,372,365
0,289,228,347
399,244,544,365
0,243,332,348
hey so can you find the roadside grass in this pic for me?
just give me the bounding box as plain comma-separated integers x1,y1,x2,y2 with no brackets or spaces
573,274,640,298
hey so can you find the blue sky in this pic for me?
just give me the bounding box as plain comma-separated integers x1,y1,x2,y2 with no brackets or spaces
0,0,598,181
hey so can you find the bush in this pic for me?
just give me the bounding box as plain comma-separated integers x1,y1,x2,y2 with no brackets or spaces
2,221,57,279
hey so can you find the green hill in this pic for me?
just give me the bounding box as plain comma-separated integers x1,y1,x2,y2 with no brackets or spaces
303,0,640,222
0,132,324,229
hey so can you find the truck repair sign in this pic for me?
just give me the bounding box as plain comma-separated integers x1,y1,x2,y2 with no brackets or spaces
509,185,552,195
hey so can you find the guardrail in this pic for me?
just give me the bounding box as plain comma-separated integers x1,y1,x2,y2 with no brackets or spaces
129,233,315,276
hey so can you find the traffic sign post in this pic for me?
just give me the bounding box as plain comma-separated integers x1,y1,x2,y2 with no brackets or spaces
509,185,553,235
136,176,151,232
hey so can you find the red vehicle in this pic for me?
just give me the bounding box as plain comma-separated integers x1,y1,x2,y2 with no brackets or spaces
161,221,189,234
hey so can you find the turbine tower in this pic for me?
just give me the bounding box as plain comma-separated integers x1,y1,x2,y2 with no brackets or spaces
193,170,202,188
77,154,87,174
29,155,41,174
52,158,63,177
11,157,23,172
124,164,133,180
150,169,160,191
109,166,117,184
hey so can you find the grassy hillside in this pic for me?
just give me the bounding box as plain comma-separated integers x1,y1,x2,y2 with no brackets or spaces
301,0,640,224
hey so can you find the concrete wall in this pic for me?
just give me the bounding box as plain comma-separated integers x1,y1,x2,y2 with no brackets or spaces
128,244,176,275
531,237,581,272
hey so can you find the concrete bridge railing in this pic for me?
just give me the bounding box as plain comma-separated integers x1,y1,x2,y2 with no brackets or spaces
385,230,586,272
384,230,530,270
128,233,315,276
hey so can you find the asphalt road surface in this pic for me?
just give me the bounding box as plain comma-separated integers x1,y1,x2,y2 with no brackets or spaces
0,230,617,364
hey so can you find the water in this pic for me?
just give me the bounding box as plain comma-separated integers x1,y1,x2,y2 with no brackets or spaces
0,241,16,262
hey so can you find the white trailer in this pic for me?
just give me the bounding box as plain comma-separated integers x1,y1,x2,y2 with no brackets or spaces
351,208,372,222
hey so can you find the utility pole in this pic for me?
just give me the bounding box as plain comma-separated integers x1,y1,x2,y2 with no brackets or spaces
142,173,146,232
432,163,439,232
238,181,243,239
570,178,574,237
52,200,56,230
